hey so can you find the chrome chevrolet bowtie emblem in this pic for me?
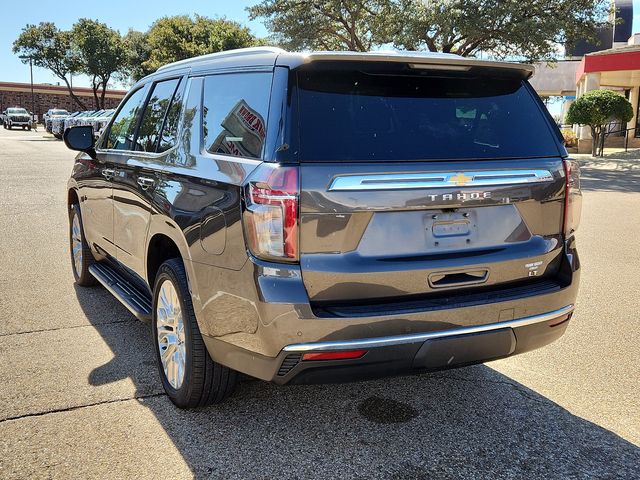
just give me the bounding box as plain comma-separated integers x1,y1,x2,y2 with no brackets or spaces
449,173,473,186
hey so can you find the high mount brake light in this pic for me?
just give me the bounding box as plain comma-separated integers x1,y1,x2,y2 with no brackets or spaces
243,164,299,262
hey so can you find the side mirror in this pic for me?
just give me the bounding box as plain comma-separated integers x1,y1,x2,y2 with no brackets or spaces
64,125,96,159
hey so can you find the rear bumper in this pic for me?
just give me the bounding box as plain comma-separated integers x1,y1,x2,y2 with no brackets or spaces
195,238,580,384
282,304,573,352
203,305,573,384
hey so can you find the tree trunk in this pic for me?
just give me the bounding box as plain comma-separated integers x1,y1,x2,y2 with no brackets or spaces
99,76,109,110
60,76,87,111
90,76,103,110
92,83,100,110
590,126,597,157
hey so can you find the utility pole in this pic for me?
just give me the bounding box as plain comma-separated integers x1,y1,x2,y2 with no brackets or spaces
19,55,35,122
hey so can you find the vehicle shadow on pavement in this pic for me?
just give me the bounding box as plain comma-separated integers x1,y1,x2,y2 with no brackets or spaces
579,159,640,193
74,286,640,479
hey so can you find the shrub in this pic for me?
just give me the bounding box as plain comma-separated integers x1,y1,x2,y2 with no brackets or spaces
566,89,634,156
561,129,578,148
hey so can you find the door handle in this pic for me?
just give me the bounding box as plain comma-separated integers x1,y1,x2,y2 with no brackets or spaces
137,176,155,189
101,168,115,179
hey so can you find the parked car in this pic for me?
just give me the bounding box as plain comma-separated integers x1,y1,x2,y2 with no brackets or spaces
64,110,95,132
52,112,78,139
44,109,70,133
77,110,103,128
50,109,115,139
91,109,115,138
64,47,582,408
3,107,32,130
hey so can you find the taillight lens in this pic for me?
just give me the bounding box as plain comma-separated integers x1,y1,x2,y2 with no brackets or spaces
562,159,582,238
243,164,299,262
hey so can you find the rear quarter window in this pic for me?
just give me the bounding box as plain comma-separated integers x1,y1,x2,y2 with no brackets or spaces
202,72,272,159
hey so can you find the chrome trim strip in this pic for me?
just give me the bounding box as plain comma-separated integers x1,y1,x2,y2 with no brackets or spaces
283,305,574,352
328,169,554,191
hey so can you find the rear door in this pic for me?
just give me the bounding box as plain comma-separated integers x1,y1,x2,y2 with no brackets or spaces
111,77,185,279
292,64,567,304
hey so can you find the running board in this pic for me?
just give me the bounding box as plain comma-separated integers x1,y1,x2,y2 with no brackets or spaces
89,263,152,321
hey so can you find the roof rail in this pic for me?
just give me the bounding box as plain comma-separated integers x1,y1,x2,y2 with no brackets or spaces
156,46,287,72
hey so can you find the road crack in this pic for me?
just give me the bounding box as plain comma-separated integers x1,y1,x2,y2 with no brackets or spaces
0,393,166,424
0,319,137,338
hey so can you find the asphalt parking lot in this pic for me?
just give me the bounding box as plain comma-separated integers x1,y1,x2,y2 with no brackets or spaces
0,127,638,479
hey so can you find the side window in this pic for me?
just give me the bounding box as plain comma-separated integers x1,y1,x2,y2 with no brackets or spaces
105,86,148,150
136,78,181,153
202,72,272,159
158,79,185,153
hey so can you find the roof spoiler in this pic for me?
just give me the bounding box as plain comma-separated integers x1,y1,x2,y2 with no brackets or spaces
279,51,535,79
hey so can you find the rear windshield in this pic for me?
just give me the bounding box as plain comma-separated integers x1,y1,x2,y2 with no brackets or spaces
294,69,559,161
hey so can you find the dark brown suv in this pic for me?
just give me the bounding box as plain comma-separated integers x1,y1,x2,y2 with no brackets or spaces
65,47,581,408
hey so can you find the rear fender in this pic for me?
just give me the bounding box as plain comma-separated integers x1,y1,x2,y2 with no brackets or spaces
146,215,197,296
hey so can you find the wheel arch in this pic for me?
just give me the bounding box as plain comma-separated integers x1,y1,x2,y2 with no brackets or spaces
146,233,182,289
67,187,79,208
145,216,195,291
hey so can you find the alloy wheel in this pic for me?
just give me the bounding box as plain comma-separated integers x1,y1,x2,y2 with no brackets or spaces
71,213,83,276
156,279,186,389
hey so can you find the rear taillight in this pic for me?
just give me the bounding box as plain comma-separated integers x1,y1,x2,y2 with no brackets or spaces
243,164,299,262
562,159,582,238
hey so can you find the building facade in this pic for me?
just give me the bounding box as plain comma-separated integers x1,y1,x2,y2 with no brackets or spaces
574,42,640,150
529,0,639,152
0,82,126,121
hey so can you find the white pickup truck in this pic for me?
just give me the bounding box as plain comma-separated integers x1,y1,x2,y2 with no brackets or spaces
2,107,33,130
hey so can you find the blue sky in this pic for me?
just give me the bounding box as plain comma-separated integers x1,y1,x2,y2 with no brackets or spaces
1,0,639,88
0,0,267,87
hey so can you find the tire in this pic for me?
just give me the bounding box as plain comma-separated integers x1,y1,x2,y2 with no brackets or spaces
8,124,12,130
69,203,97,286
152,259,237,408
27,125,31,131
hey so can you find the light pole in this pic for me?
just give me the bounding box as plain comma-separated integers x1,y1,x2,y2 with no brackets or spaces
18,55,35,122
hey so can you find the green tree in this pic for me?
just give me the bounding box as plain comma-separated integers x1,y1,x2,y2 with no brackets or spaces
71,19,126,109
140,16,261,75
121,29,152,84
249,0,382,51
12,22,87,110
566,89,633,156
248,0,609,61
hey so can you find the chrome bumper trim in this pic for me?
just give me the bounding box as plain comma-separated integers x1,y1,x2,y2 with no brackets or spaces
283,305,574,352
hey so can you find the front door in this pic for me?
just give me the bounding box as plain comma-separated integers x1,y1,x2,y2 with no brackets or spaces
76,152,116,259
94,84,149,266
111,77,184,280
